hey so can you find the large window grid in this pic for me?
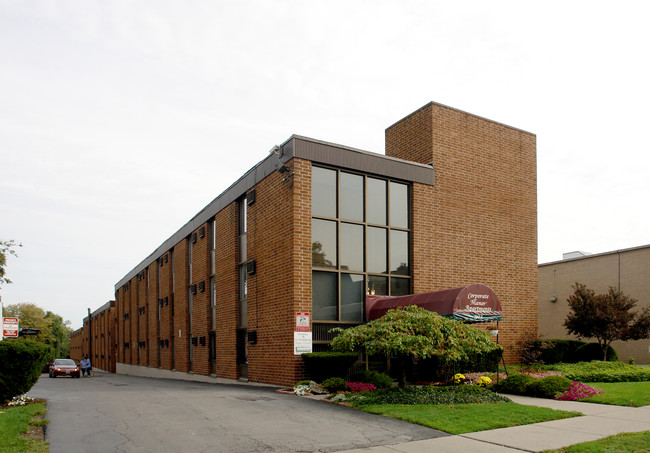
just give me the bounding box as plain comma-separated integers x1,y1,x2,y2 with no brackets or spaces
312,166,411,325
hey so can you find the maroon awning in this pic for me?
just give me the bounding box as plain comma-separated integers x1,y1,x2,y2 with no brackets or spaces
366,283,503,323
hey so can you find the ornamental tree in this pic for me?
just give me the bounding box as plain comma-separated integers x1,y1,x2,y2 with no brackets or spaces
564,283,650,361
330,305,501,384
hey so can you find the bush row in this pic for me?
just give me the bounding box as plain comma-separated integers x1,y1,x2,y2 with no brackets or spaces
545,361,650,382
491,374,573,399
0,340,50,403
525,339,618,364
351,385,510,406
302,349,503,385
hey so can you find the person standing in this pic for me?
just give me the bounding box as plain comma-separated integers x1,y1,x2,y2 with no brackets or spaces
80,355,91,377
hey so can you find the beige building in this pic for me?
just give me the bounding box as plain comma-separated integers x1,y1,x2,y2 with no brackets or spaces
538,245,650,364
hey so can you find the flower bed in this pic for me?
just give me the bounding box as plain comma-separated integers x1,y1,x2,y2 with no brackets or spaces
554,382,602,401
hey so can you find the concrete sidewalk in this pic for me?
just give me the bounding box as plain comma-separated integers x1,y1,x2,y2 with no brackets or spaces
337,395,650,452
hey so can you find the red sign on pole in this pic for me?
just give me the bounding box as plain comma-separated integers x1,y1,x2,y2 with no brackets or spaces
3,317,19,338
296,312,310,332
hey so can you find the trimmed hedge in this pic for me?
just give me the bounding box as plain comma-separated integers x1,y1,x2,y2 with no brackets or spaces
409,348,503,383
546,362,650,383
575,343,618,362
537,339,586,364
322,377,347,392
0,340,50,403
491,373,537,395
301,352,359,382
527,376,573,399
492,374,572,399
529,339,618,364
349,370,394,389
350,385,510,406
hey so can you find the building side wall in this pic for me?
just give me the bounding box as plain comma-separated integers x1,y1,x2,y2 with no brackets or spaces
159,251,174,370
189,224,211,376
71,303,117,372
173,240,190,372
70,330,83,363
214,202,239,380
147,262,159,369
388,102,538,363
137,272,147,366
385,104,433,165
539,247,650,364
245,157,311,386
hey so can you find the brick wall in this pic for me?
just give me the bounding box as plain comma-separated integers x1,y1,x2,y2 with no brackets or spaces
244,158,312,386
189,224,211,376
159,251,173,370
147,263,159,368
174,240,190,372
71,302,117,372
387,102,538,363
214,202,239,379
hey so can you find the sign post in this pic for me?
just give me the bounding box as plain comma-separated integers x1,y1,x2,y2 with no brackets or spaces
3,317,19,338
294,312,312,355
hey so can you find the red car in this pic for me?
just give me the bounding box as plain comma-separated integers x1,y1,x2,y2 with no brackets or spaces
49,359,81,378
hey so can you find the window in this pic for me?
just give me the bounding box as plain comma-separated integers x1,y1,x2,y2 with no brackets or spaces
311,166,411,323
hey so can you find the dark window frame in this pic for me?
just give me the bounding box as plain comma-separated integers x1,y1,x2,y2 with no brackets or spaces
311,165,412,324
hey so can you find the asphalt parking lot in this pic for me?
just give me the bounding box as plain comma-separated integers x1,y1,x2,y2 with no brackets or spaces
29,372,447,452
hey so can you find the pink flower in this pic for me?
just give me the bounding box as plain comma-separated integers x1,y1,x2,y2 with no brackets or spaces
554,382,603,401
346,382,377,393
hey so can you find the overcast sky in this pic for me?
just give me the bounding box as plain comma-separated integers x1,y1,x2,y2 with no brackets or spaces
1,1,649,329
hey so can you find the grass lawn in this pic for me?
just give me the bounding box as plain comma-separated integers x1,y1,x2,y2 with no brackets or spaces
0,402,49,453
583,381,650,407
540,430,650,453
359,402,581,434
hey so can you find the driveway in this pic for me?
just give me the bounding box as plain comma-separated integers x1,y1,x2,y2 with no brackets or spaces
29,372,447,452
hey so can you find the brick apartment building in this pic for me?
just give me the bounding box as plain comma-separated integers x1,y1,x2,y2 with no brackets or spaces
70,301,117,373
539,245,650,364
70,101,537,386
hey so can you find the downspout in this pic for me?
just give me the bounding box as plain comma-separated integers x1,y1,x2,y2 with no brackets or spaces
87,307,92,361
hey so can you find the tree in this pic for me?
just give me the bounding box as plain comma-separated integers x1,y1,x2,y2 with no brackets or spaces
3,303,73,359
331,305,501,384
564,283,650,361
0,239,22,287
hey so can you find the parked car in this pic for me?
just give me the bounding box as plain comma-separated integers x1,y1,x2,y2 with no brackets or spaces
49,359,81,378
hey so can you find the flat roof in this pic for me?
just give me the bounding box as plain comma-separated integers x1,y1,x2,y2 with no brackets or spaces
115,135,434,289
386,101,536,137
539,243,650,267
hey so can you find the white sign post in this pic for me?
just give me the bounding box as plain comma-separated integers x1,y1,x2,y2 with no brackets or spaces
294,312,312,354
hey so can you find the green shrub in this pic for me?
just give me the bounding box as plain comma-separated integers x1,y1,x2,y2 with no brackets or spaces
547,361,650,382
409,348,503,384
527,375,573,399
574,343,618,362
301,352,359,382
351,385,510,406
0,340,50,403
322,377,347,393
294,380,311,387
491,373,536,395
350,370,393,389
